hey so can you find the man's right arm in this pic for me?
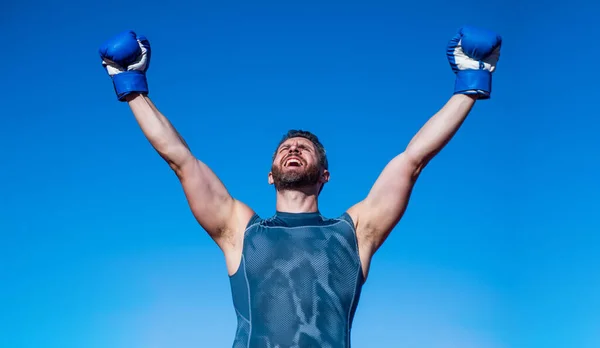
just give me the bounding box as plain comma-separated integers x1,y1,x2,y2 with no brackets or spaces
126,93,255,252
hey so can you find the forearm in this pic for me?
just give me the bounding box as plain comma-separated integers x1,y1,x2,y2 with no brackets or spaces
405,94,476,165
126,93,193,169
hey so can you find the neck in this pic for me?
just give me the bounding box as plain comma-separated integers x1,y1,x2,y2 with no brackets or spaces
275,188,319,213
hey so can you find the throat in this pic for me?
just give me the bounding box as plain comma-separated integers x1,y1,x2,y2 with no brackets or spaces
275,189,319,214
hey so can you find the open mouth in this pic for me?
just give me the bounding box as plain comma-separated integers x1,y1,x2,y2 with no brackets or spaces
284,157,303,167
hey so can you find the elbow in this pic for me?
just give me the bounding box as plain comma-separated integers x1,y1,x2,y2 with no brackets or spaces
401,150,429,180
155,144,194,175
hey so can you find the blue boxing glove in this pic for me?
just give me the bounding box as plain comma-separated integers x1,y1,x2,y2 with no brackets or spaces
99,30,151,101
447,26,502,99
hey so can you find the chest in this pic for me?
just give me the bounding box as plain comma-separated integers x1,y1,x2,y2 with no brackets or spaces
242,223,361,288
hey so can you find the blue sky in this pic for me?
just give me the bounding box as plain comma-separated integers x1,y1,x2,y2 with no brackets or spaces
1,0,598,347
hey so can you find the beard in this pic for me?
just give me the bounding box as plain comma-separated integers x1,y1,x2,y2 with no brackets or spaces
271,162,321,191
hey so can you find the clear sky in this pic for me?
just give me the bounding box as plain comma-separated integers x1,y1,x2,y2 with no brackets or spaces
1,1,599,347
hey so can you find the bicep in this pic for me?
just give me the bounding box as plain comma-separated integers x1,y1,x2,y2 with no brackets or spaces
177,158,253,246
354,152,422,251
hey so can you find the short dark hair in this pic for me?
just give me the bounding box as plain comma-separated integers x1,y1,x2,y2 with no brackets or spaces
273,129,328,169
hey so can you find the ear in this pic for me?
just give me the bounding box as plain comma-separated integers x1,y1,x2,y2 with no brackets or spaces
268,171,274,185
320,169,330,184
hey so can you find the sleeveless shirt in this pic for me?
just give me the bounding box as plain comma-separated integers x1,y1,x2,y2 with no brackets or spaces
228,211,365,348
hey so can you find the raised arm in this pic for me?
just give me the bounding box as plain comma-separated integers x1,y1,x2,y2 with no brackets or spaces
98,31,254,257
348,95,476,256
126,94,254,248
348,26,502,270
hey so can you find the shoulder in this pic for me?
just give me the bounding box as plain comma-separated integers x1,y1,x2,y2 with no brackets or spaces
246,212,263,226
332,212,356,230
345,203,361,230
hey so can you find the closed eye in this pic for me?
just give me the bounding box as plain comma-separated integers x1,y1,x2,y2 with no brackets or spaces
278,143,312,153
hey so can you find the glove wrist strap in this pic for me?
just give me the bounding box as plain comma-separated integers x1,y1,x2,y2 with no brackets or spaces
454,70,492,99
112,71,149,101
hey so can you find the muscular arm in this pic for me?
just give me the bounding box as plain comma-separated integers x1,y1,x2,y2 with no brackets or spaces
126,94,254,250
349,94,477,261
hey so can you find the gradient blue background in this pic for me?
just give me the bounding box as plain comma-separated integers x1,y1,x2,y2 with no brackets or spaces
1,1,598,347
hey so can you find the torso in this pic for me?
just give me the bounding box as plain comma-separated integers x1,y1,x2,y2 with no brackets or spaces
228,211,365,348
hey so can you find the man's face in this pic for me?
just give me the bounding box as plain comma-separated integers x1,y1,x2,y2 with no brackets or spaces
269,137,327,191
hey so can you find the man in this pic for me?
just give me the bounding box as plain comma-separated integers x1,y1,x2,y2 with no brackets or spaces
99,25,501,348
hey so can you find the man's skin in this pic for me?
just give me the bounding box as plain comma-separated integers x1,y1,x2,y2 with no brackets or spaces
126,92,476,280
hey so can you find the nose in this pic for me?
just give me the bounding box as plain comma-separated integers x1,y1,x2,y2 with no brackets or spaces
288,145,300,154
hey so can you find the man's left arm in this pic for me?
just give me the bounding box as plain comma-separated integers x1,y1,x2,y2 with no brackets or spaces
348,26,502,267
348,94,476,257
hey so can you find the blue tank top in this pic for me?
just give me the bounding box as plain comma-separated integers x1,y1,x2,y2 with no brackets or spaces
229,211,365,348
